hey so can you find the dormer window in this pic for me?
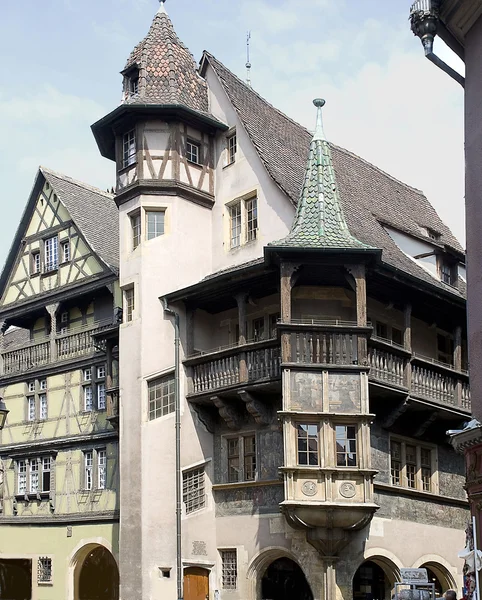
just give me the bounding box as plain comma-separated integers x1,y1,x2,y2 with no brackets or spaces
438,256,457,286
129,74,139,96
123,65,139,98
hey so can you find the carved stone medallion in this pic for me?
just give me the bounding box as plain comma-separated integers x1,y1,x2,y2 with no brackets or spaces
301,481,317,497
339,481,356,498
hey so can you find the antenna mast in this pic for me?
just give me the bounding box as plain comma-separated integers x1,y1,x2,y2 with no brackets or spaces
246,31,252,87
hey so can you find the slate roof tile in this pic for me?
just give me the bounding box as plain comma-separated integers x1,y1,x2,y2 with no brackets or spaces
203,53,465,298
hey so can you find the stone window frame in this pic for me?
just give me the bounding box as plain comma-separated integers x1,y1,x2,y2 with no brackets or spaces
334,423,358,467
219,548,238,590
182,466,206,514
37,556,53,585
296,423,319,467
389,434,438,493
223,432,257,483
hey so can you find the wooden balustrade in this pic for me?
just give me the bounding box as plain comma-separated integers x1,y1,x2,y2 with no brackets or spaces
192,354,240,393
1,321,115,376
368,347,406,387
247,346,281,380
3,340,50,375
290,331,358,365
411,364,458,406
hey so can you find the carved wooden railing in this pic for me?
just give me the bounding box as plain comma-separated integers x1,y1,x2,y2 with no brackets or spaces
1,320,115,376
2,339,51,375
366,338,470,411
186,339,281,394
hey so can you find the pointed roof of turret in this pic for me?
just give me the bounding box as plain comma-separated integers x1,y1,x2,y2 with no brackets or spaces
271,99,372,250
122,0,209,113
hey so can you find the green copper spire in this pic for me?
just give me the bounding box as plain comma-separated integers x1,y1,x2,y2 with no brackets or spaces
272,99,370,250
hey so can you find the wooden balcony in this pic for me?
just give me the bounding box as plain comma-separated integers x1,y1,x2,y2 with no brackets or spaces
106,386,119,428
1,319,115,377
185,338,281,395
367,337,470,412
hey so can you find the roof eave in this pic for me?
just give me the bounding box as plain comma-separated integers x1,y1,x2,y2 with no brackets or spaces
264,245,382,266
91,103,228,161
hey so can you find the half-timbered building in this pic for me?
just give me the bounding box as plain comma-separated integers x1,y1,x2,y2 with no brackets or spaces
88,4,470,600
0,168,120,599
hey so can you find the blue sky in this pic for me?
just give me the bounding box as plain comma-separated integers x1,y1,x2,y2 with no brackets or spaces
0,0,465,267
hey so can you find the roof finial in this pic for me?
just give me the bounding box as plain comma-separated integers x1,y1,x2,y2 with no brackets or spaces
246,31,252,87
313,98,326,141
158,0,167,14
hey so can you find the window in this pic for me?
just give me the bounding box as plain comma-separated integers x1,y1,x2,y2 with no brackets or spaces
146,211,165,240
38,557,52,584
131,213,141,250
227,434,256,482
84,451,93,490
229,202,242,249
245,196,258,242
335,425,357,467
390,438,435,492
97,383,106,411
252,317,264,342
129,74,139,95
83,449,107,491
392,327,403,346
182,467,205,514
186,140,200,164
16,457,51,495
44,236,58,272
97,450,107,490
228,195,258,249
148,374,175,420
297,424,319,466
441,262,453,284
375,322,388,340
84,386,93,412
125,288,135,322
31,252,40,274
123,130,136,168
227,133,237,164
97,366,106,379
61,241,70,263
269,313,280,338
83,369,92,382
26,380,48,421
374,321,403,346
221,550,237,590
437,333,454,365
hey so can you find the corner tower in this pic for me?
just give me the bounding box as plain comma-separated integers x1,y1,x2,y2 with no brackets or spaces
91,5,227,599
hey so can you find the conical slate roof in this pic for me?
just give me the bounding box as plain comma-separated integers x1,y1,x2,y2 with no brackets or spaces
122,2,209,113
272,100,371,250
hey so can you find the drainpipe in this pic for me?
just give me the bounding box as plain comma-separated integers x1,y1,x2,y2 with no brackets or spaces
409,0,465,88
162,298,182,600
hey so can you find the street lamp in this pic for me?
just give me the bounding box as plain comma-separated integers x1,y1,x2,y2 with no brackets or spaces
0,397,9,430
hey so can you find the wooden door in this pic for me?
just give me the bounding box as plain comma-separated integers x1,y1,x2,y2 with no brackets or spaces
184,567,209,600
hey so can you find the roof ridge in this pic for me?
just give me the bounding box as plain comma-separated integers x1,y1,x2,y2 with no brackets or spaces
204,52,427,199
39,166,114,199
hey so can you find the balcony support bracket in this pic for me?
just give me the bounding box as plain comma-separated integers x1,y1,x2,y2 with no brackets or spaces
238,389,272,425
211,395,242,430
383,399,408,428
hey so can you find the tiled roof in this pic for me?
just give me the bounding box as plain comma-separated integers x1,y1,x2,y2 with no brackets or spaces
272,99,371,250
122,5,209,114
40,168,119,271
203,53,465,297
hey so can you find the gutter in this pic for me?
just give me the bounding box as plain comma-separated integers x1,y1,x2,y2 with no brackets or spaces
161,297,183,600
409,0,465,88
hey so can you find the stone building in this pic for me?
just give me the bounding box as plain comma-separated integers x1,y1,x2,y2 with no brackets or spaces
0,168,121,599
88,3,471,600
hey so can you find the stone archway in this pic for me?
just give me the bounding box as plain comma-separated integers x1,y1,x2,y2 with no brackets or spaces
261,557,314,600
71,543,119,600
419,561,457,595
352,555,401,600
247,547,316,600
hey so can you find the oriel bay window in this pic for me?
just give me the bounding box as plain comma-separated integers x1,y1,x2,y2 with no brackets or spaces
227,434,257,482
297,424,319,466
335,424,357,467
390,438,436,492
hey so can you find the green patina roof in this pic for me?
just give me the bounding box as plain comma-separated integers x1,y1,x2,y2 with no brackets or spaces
272,99,372,250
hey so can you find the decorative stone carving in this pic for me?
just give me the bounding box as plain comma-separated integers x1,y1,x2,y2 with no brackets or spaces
301,481,317,496
339,482,356,498
238,390,271,425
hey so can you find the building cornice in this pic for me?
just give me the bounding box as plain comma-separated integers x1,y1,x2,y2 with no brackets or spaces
0,430,118,457
115,179,214,209
0,510,120,525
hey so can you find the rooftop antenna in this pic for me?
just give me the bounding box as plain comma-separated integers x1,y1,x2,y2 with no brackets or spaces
246,31,252,87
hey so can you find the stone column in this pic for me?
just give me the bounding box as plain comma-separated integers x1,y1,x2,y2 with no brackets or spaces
236,293,249,382
46,304,59,363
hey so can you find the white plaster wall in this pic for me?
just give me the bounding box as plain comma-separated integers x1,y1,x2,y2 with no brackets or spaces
205,65,295,274
385,227,439,278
